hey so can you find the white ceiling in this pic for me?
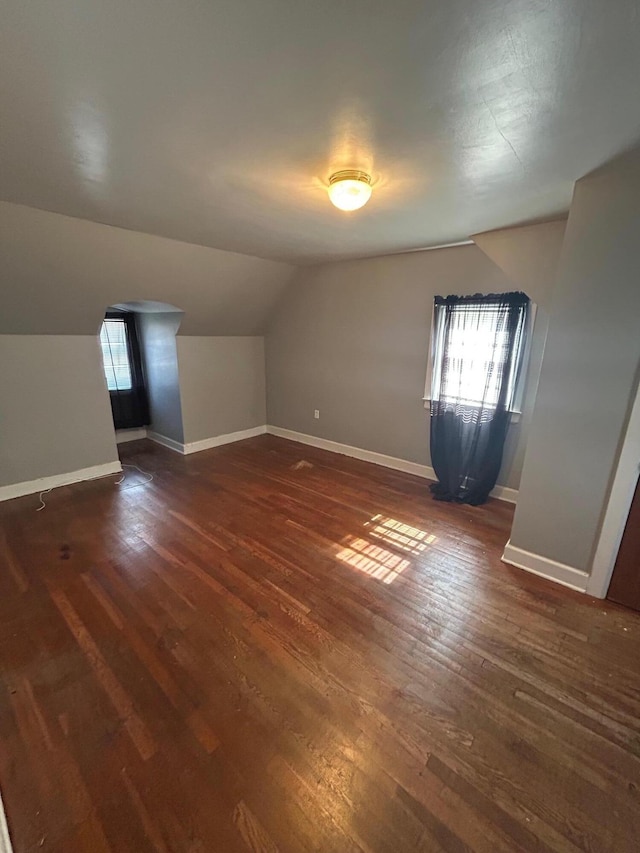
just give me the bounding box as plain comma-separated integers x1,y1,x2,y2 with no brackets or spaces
1,0,639,264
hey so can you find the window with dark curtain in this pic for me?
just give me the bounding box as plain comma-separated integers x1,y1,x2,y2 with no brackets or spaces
99,311,150,430
428,292,531,505
429,296,529,411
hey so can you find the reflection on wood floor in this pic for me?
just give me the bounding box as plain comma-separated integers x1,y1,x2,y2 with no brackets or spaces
0,435,639,852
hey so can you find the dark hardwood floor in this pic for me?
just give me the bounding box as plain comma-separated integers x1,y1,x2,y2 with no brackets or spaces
0,435,639,852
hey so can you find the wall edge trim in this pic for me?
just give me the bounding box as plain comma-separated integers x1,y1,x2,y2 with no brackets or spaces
184,425,267,454
490,484,519,504
587,380,640,598
501,539,589,592
0,461,123,503
266,425,518,503
0,789,12,853
147,425,267,456
146,431,186,454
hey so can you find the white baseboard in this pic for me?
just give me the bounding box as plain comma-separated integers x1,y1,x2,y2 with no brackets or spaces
116,427,148,444
147,425,267,456
0,461,123,503
501,539,589,592
490,484,519,503
266,425,518,504
184,425,267,454
267,425,435,479
147,431,185,454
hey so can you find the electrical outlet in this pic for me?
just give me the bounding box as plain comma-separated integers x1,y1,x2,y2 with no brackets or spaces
314,409,320,419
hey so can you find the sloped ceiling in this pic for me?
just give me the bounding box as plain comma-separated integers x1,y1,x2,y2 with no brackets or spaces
473,219,567,307
1,1,640,263
0,202,295,335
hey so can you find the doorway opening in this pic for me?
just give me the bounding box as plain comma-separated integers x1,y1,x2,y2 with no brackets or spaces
588,374,640,605
606,478,640,611
99,300,184,445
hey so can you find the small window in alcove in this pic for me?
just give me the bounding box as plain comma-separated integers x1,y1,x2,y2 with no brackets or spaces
99,311,150,430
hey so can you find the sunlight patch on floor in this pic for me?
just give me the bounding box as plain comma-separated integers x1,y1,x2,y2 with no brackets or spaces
336,537,410,584
336,516,435,584
365,515,436,554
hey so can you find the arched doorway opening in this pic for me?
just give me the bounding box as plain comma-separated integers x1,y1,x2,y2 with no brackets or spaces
98,300,184,445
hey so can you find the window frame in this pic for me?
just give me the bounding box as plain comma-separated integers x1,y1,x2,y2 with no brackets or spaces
100,314,134,392
99,309,150,431
423,299,536,423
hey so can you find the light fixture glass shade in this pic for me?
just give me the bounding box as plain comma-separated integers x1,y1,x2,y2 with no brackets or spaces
328,170,372,211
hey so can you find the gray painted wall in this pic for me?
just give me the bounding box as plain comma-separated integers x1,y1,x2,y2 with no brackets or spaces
0,335,119,486
0,218,564,494
137,320,267,447
177,337,266,443
472,221,566,488
138,313,185,444
0,201,295,336
510,148,640,571
0,326,268,487
265,240,556,491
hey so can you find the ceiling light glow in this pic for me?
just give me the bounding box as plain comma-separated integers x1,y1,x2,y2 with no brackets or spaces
328,170,372,211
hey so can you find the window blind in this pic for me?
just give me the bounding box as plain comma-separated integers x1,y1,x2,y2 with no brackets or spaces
100,318,133,391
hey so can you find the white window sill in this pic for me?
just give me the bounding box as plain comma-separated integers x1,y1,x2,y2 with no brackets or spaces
422,399,521,423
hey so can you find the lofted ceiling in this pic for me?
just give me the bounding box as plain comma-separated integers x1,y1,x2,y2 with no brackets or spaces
1,0,639,264
0,201,295,335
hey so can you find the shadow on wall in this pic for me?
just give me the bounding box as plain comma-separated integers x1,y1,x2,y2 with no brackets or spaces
99,300,185,446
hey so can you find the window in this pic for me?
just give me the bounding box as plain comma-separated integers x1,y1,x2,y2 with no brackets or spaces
100,309,150,429
425,294,532,412
99,310,150,430
100,317,133,391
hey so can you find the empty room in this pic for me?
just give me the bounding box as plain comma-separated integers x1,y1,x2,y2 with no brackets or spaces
1,2,640,851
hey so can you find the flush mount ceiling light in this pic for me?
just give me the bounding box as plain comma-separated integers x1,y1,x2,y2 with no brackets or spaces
327,170,373,211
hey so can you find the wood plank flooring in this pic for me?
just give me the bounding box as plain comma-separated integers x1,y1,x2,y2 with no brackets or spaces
0,435,639,852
